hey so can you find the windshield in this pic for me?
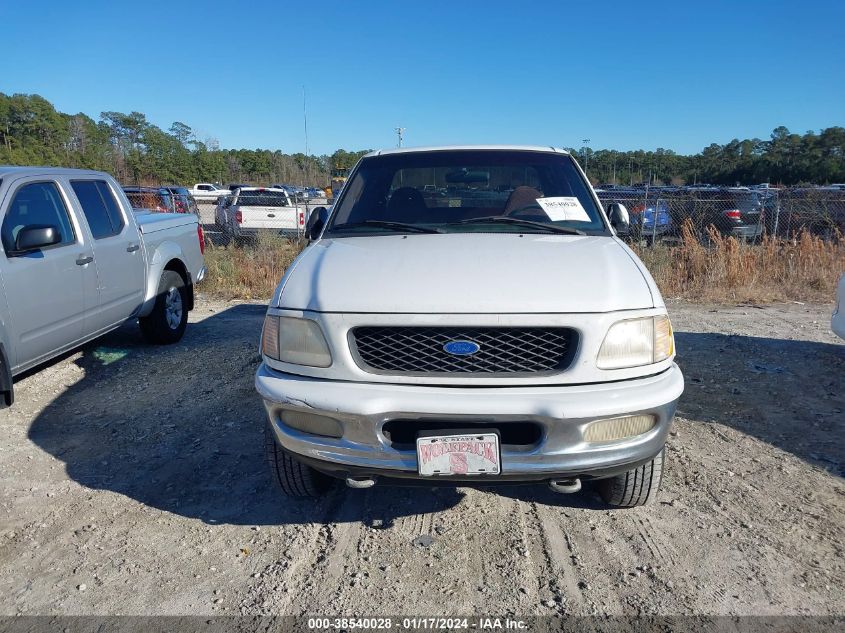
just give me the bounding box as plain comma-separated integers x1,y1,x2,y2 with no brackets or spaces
234,191,290,207
325,150,607,236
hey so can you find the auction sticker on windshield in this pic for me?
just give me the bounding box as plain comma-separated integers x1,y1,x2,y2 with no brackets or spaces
416,433,501,476
536,196,591,222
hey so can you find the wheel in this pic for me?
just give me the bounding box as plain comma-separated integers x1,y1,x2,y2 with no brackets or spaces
598,447,665,508
139,270,188,344
264,423,336,498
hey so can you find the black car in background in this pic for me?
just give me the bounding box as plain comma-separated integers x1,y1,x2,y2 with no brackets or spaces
684,188,764,240
162,185,200,216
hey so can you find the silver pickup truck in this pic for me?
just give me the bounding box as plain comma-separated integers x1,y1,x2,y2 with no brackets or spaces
0,167,206,408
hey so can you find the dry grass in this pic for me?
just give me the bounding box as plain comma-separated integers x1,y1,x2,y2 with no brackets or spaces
634,221,845,303
200,225,844,305
201,233,305,301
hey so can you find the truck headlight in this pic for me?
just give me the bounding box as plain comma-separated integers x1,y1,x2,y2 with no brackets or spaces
597,315,674,369
261,315,332,367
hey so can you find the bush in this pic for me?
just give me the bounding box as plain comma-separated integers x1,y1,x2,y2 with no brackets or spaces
633,221,844,303
201,233,305,300
199,226,844,305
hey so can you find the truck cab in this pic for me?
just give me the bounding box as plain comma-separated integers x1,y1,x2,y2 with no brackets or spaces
256,146,683,507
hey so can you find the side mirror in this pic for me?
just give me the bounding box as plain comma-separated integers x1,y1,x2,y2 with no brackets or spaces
607,203,630,235
14,225,61,253
305,206,329,240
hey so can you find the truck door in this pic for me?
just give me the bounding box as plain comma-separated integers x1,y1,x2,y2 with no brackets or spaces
0,179,95,371
69,178,146,334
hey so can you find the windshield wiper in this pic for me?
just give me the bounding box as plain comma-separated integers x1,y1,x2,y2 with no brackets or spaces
448,216,586,235
331,220,443,234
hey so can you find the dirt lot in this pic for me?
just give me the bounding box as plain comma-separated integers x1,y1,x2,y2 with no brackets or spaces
0,298,842,616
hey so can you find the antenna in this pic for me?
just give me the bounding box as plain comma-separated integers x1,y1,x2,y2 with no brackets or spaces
394,127,406,148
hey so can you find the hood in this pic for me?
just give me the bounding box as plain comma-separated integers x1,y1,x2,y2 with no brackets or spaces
276,233,654,313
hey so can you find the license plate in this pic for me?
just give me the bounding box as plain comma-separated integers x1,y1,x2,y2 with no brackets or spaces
416,433,501,476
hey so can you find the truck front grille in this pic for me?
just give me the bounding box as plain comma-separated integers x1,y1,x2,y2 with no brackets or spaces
350,327,577,375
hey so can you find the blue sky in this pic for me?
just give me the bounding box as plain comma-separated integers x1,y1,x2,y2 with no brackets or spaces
2,0,843,155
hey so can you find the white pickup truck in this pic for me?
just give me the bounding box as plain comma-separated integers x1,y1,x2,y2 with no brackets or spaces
0,167,206,408
189,183,229,203
256,145,684,508
215,187,306,244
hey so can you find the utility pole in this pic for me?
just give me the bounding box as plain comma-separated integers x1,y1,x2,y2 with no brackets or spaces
302,86,309,186
394,127,406,148
582,138,590,176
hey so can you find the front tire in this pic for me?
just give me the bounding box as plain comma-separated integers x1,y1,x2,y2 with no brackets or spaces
139,270,188,344
598,447,665,508
264,424,336,498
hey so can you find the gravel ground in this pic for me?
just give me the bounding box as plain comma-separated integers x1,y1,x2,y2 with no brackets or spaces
0,297,842,616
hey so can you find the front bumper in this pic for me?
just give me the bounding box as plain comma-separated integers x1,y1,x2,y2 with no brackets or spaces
256,363,684,482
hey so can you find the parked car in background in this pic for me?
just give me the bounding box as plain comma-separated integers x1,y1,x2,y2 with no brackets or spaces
674,188,764,241
257,145,683,508
189,183,229,203
162,186,200,216
595,188,672,244
215,187,305,245
228,183,250,192
123,186,176,214
833,273,845,340
629,199,673,243
0,167,206,408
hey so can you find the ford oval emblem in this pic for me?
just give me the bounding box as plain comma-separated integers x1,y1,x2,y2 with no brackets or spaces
443,340,480,356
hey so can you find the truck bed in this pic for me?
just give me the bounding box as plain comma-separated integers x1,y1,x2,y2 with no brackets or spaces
134,210,199,234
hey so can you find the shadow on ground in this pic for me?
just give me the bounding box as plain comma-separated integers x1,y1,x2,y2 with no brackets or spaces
24,303,844,525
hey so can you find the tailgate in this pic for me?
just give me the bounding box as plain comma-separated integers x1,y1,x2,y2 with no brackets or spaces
237,205,304,230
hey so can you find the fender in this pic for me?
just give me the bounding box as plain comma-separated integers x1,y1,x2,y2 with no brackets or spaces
137,240,187,317
0,342,12,408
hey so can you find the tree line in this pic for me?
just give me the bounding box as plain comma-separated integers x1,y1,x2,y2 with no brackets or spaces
574,125,845,186
1,92,843,187
0,93,370,187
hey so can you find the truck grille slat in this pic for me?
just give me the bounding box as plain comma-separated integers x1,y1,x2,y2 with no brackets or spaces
351,327,577,375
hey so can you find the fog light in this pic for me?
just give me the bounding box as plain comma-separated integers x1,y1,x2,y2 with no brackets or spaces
280,410,343,438
583,414,656,443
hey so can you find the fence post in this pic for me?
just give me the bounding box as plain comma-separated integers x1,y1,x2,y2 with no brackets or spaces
651,198,659,246
772,191,781,238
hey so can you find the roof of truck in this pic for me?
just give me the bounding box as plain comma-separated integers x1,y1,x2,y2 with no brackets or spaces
366,145,571,157
0,165,110,179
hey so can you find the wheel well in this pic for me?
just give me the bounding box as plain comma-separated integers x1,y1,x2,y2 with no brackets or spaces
164,259,194,312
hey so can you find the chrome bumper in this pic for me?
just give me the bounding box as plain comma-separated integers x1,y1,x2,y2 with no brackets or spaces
256,363,684,480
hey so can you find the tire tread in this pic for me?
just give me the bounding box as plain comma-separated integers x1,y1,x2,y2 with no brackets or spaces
599,448,664,508
264,424,334,498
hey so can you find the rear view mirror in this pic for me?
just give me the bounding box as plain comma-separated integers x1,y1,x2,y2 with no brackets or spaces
445,168,490,184
305,206,329,240
14,225,60,253
607,203,630,235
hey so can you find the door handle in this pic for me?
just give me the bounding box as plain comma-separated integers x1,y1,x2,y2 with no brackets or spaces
76,255,94,266
126,244,140,252
267,213,276,218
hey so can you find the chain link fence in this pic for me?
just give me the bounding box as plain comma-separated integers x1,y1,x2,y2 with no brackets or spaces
595,187,845,246
187,185,844,252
